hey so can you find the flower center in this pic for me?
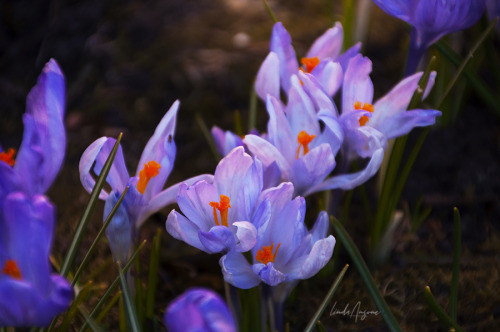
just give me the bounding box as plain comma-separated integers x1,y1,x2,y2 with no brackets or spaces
209,195,231,227
300,57,320,73
2,259,21,280
354,101,375,126
136,160,161,194
296,130,316,159
0,148,16,166
255,243,281,265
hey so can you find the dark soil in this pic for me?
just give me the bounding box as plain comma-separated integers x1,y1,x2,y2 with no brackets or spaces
1,1,499,331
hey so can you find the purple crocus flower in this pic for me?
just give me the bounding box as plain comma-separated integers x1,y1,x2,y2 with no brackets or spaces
255,21,360,99
0,59,65,199
164,287,236,332
219,182,335,290
166,147,259,254
371,0,486,74
0,192,73,327
211,126,245,157
245,74,372,196
79,101,212,263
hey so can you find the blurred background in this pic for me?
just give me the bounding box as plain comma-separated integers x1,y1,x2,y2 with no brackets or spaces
1,0,499,330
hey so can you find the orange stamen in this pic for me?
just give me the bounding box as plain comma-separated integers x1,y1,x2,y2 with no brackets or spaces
296,130,316,159
136,161,161,194
2,260,21,280
0,148,16,166
209,195,231,227
301,57,320,73
255,243,281,265
354,101,375,126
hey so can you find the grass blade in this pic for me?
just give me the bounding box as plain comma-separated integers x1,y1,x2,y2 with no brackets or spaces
424,286,465,332
60,133,123,278
146,229,162,319
304,264,349,332
330,216,402,332
72,186,130,286
450,207,461,321
195,113,220,162
79,240,146,332
117,263,141,332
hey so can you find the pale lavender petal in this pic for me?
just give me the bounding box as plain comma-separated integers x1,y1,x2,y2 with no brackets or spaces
311,61,343,98
342,54,373,114
211,126,244,157
79,137,129,200
310,211,329,243
371,0,414,22
292,144,335,196
252,263,286,286
104,191,133,264
266,95,295,162
270,22,299,93
138,174,214,228
317,110,344,156
198,226,236,254
336,43,362,71
244,135,292,180
298,71,337,116
232,221,257,252
136,100,179,198
166,210,206,251
306,147,384,193
239,158,263,221
220,252,261,289
287,76,320,135
255,52,280,100
377,109,441,139
282,235,335,280
306,22,343,59
176,181,219,230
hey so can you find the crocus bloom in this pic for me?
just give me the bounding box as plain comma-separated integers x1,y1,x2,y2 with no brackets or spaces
308,54,441,193
245,74,372,196
211,126,245,157
371,0,486,74
164,287,236,332
0,59,65,199
79,101,212,263
219,182,335,290
0,192,73,326
255,21,360,99
166,147,259,254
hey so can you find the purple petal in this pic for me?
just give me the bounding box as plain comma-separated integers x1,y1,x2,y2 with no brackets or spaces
298,71,338,115
104,190,134,264
252,263,286,286
244,134,292,180
291,143,335,196
255,52,280,100
164,288,237,332
136,100,179,199
270,22,299,93
306,22,344,59
342,54,373,114
166,210,206,251
371,0,414,22
176,181,218,231
232,221,257,252
79,137,129,200
335,42,362,72
266,95,295,162
220,251,261,289
377,109,441,139
198,226,236,254
211,126,243,157
311,61,343,98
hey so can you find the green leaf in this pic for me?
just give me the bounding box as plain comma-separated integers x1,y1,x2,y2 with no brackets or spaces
424,286,465,332
330,216,402,332
60,133,123,278
304,264,349,332
117,263,141,332
72,186,130,286
79,241,147,332
146,229,162,319
195,113,220,162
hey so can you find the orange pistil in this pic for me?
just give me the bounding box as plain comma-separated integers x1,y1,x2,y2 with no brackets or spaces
300,57,320,73
2,260,21,280
296,130,316,159
255,243,281,265
136,160,161,194
0,148,16,166
209,195,231,227
354,101,375,126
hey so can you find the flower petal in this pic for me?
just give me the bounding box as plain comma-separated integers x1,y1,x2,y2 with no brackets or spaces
342,54,373,114
306,22,344,59
220,252,261,289
232,221,257,252
255,52,280,100
244,134,292,180
270,22,299,93
176,181,218,231
166,210,206,251
198,226,236,254
79,137,129,200
377,109,441,139
252,263,286,286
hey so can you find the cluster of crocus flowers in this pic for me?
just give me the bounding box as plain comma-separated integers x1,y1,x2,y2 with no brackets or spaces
370,0,486,74
79,100,212,264
0,59,73,327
